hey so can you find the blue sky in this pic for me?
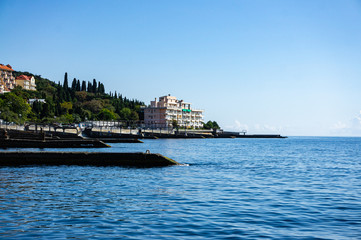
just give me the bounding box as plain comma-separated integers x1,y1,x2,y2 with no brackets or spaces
1,0,361,136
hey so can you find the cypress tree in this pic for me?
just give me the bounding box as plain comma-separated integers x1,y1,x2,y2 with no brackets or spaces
87,82,92,92
92,79,97,93
40,103,50,119
71,78,77,91
32,101,41,116
66,90,71,102
63,72,69,89
55,102,61,116
81,81,87,91
97,82,101,94
115,100,120,114
76,80,81,91
99,83,105,94
58,87,65,102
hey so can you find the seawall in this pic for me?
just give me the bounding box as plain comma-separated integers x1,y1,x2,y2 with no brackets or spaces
0,139,110,148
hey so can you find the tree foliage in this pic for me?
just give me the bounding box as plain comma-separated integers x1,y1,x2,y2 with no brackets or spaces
0,71,145,124
0,92,31,123
203,120,220,130
97,108,118,120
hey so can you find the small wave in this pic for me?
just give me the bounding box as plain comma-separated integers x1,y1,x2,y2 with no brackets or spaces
178,163,190,166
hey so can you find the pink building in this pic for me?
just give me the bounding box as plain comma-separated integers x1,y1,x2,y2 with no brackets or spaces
143,95,204,129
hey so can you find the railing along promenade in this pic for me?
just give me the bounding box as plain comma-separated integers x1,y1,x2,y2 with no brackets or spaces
0,120,213,138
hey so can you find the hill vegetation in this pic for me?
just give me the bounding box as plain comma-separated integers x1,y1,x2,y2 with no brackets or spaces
0,72,144,124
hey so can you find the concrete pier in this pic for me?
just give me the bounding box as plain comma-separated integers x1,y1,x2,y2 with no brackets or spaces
0,139,110,148
0,151,179,167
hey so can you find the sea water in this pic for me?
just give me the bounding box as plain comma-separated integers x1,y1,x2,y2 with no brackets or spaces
0,137,361,239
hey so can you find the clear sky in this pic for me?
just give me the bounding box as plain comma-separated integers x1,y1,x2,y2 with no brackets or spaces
1,0,361,136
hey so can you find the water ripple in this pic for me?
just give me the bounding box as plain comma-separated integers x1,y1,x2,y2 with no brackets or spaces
1,137,361,239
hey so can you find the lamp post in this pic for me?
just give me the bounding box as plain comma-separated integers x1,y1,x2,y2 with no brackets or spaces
54,116,57,132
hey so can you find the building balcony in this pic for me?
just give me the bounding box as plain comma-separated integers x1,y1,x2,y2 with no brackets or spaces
166,112,177,115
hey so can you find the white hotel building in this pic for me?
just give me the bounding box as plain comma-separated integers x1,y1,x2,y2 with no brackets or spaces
144,95,204,129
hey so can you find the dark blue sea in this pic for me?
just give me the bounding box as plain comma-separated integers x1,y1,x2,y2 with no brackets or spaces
1,137,361,239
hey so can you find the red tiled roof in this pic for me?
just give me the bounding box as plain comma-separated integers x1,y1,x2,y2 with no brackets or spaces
16,75,32,80
0,64,14,71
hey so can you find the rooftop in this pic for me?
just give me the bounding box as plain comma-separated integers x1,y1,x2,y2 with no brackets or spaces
16,75,32,81
0,64,14,72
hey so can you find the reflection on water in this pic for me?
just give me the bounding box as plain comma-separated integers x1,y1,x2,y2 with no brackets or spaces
1,137,361,239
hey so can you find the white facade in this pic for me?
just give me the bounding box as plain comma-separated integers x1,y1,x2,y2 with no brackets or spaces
29,76,36,90
144,95,204,129
28,99,46,105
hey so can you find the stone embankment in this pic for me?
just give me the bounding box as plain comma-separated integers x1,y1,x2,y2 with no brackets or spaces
85,129,287,139
0,129,143,148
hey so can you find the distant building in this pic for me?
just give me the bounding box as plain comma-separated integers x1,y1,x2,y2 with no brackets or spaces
28,99,46,105
0,64,16,93
15,75,36,91
143,95,204,129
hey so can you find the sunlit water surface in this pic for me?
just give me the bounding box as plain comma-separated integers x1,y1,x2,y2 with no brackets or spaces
1,137,361,239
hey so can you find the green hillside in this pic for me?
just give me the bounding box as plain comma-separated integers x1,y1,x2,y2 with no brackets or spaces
0,72,144,124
